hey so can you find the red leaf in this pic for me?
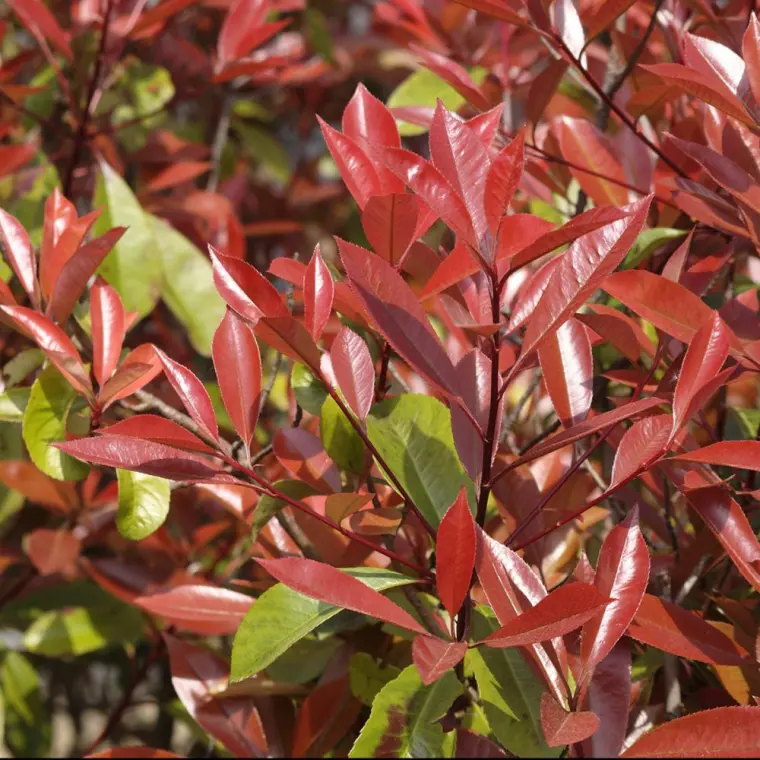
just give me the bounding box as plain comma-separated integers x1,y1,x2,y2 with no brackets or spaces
338,238,460,399
49,227,127,324
98,343,162,408
609,415,671,489
7,0,72,59
621,706,760,758
156,348,219,442
96,415,216,455
742,15,760,106
256,557,427,634
672,312,730,433
0,143,36,179
134,585,253,635
144,161,213,193
538,317,593,427
217,0,268,62
90,278,126,388
420,241,480,301
55,436,225,482
329,327,374,421
0,305,92,396
212,310,261,452
578,304,656,364
580,507,649,679
0,461,76,510
39,189,76,299
87,749,182,759
317,116,381,209
411,44,490,111
163,634,266,757
485,130,525,236
627,594,748,665
303,245,334,342
482,582,608,648
273,428,341,493
505,256,562,334
671,441,760,471
682,33,745,101
436,489,477,618
361,194,419,267
25,528,80,575
0,208,39,307
412,636,468,685
540,692,599,748
519,197,651,362
455,730,508,758
585,0,637,42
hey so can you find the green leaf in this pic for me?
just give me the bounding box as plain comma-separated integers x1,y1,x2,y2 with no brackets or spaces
623,228,686,269
0,388,30,422
2,349,45,388
22,366,89,481
349,665,461,758
292,363,328,415
116,469,171,540
234,121,291,186
349,652,401,707
1,652,51,758
305,7,334,62
251,479,317,543
320,395,365,473
465,607,558,758
22,600,144,657
231,568,416,682
367,394,473,527
265,636,342,684
149,214,226,356
93,162,163,318
727,408,760,441
204,381,236,433
387,67,487,137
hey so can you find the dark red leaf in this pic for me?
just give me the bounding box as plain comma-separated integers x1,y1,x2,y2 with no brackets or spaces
609,415,672,489
482,582,608,648
96,415,217,455
256,557,427,634
580,507,649,680
338,238,460,399
303,245,333,342
621,706,760,758
90,278,126,388
455,730,507,758
412,636,468,685
273,428,341,493
361,194,419,268
628,594,748,665
742,15,760,106
0,208,40,307
436,489,476,618
540,692,599,748
485,129,525,236
329,327,374,421
212,309,261,452
87,749,182,758
25,528,80,575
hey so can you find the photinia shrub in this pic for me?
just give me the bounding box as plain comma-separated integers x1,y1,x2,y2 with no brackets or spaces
2,0,760,757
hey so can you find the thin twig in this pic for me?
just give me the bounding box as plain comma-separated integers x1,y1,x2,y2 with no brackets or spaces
207,91,233,193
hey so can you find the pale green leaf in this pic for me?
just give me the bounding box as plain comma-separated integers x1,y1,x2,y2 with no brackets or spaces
93,162,163,318
349,652,401,707
292,363,327,415
349,665,461,758
623,228,686,269
367,394,473,527
22,366,89,481
1,652,51,758
116,469,171,540
231,568,416,682
0,388,29,422
320,395,365,473
2,349,44,389
149,214,225,356
234,121,291,185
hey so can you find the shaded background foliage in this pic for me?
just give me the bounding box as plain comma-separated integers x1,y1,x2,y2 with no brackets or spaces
3,0,760,757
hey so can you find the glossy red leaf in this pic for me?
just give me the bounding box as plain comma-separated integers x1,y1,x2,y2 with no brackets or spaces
361,193,419,267
7,0,72,59
580,507,649,679
329,327,374,421
134,585,253,635
49,227,127,323
212,309,261,451
540,692,599,748
39,189,76,298
436,489,477,618
485,130,525,236
538,317,593,427
0,305,92,396
90,278,126,388
621,706,760,758
682,33,745,100
609,415,671,489
505,256,562,334
412,636,468,686
303,245,334,342
338,238,460,399
451,349,491,482
0,208,39,307
96,415,217,455
318,116,381,209
25,528,80,576
672,441,760,471
420,241,480,301
743,15,760,106
217,0,268,62
98,344,162,408
585,0,638,42
256,557,426,634
482,582,608,648
519,197,651,363
163,634,266,758
627,594,748,666
55,436,225,482
156,348,219,442
672,312,729,434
